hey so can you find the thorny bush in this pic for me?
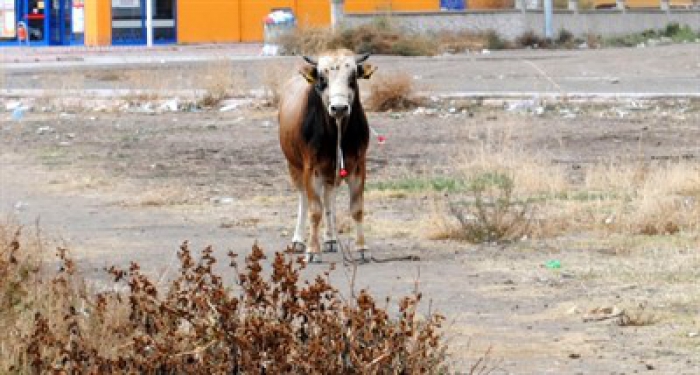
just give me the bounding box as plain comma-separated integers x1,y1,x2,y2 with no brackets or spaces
1,229,447,374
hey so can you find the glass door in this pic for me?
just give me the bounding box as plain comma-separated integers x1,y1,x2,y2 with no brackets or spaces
48,0,62,44
25,0,47,44
152,0,175,43
111,0,175,45
112,0,143,44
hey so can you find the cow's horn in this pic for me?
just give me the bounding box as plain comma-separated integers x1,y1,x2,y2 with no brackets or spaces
303,56,318,66
355,53,371,64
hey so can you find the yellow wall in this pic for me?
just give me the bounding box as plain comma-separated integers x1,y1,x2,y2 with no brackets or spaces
84,0,111,46
178,0,241,43
345,0,440,12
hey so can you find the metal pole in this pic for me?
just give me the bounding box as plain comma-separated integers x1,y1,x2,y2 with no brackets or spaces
544,0,553,40
146,0,153,47
331,0,344,30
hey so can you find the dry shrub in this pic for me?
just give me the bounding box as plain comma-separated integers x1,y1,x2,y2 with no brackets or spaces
448,172,532,243
196,59,245,108
429,132,569,241
431,130,700,241
277,19,511,56
435,30,493,54
278,18,437,56
123,69,171,100
599,162,700,235
1,228,448,373
262,63,288,107
336,18,437,56
275,27,343,55
515,30,551,49
367,72,419,112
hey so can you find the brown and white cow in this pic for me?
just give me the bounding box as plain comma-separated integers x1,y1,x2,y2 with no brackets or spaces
278,49,377,263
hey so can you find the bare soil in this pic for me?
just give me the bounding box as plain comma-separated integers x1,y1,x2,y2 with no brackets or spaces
2,98,700,372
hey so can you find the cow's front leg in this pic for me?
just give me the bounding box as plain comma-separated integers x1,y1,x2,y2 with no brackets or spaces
305,170,324,263
322,183,338,253
291,189,307,253
347,170,369,263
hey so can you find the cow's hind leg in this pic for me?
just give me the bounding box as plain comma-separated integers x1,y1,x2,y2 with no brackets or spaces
347,171,369,263
322,184,338,253
305,169,324,263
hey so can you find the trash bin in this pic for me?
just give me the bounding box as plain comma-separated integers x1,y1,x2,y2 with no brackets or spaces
262,9,296,56
440,0,466,10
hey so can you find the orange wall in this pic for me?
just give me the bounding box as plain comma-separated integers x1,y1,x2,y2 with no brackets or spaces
177,0,438,44
178,0,241,43
295,0,331,28
345,0,440,12
84,0,111,46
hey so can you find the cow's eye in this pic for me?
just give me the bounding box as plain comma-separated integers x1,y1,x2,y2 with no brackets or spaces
316,75,328,90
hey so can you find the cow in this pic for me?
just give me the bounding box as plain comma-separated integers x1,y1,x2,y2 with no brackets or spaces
278,49,377,263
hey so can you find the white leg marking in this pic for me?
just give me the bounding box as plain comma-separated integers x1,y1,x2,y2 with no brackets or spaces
347,174,367,253
323,184,337,243
292,190,307,245
307,173,325,257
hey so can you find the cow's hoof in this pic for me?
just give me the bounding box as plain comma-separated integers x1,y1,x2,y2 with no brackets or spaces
305,252,322,264
323,240,339,253
291,241,306,253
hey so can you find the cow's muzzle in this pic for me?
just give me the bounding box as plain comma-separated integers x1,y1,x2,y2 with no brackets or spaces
329,94,351,118
329,104,349,118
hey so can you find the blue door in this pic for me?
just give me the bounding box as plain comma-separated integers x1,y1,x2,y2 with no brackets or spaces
49,0,66,45
12,0,81,45
18,0,48,45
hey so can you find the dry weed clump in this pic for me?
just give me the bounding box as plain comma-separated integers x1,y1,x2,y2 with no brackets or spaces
196,59,245,108
262,63,288,107
447,172,532,243
367,72,419,112
1,228,447,373
595,162,700,236
275,27,344,55
277,18,496,56
430,130,699,242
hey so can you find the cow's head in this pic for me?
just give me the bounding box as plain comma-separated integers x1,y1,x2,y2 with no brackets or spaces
300,51,377,119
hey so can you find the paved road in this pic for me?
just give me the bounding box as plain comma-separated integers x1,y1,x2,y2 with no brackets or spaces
2,43,699,98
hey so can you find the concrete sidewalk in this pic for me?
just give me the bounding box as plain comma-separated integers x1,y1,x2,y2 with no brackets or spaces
0,43,264,65
2,43,699,99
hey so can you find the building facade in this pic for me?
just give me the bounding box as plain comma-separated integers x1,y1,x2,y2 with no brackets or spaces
0,0,439,46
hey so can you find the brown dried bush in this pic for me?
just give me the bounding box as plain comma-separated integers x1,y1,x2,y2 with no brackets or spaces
367,72,420,112
277,18,497,56
1,228,447,373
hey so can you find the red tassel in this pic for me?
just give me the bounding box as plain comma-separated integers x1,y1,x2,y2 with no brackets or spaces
339,169,348,178
377,135,386,145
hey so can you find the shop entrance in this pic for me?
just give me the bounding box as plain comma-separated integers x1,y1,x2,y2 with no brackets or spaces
3,0,84,45
112,0,176,45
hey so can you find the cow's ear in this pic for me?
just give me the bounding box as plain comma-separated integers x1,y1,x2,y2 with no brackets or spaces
299,65,317,83
357,64,377,79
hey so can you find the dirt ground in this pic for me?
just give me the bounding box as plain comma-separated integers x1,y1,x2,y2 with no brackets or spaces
2,97,699,373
